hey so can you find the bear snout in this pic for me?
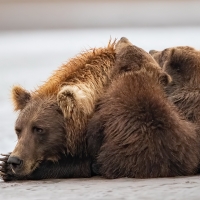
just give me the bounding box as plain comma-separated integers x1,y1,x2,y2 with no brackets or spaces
7,156,23,172
149,50,158,55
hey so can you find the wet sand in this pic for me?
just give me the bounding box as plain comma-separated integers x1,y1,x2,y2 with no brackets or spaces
1,176,200,200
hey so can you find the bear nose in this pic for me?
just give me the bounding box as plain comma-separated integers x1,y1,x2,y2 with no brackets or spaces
149,50,157,55
7,156,23,170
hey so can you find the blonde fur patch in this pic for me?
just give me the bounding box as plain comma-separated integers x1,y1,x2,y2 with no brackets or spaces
31,39,116,156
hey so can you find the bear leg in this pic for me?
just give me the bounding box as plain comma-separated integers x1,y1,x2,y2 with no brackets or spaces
0,153,92,181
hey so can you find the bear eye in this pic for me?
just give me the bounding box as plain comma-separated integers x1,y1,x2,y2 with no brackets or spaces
170,59,182,73
120,65,131,72
172,64,181,72
15,128,21,137
33,126,44,134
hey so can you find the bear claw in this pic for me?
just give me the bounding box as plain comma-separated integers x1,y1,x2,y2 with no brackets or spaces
0,171,5,176
0,158,7,162
0,152,17,181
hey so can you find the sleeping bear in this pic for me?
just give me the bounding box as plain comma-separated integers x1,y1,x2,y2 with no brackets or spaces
0,40,116,181
150,46,200,132
86,38,200,178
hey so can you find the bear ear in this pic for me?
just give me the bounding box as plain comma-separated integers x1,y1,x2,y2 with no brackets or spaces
169,48,177,58
11,86,31,111
168,48,182,70
159,72,172,87
115,37,133,54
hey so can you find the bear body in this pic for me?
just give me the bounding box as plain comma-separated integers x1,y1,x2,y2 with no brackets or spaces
87,38,200,178
0,41,116,181
150,47,200,133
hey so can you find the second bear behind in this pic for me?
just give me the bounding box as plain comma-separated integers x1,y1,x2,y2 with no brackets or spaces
87,38,200,178
150,46,200,136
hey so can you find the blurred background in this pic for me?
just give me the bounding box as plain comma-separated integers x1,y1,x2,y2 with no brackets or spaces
1,0,200,152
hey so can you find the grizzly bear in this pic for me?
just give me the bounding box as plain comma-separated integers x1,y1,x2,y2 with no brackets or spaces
86,37,200,178
149,46,200,127
0,153,91,181
0,40,116,181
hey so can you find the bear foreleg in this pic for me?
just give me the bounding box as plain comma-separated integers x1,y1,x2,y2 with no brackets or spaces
0,153,25,181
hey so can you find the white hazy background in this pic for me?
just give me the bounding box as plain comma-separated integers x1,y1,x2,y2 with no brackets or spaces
1,0,200,153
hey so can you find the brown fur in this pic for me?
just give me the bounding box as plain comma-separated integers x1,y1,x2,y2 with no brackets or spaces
10,96,66,176
87,38,200,178
150,47,200,131
11,86,31,111
33,41,115,97
9,40,116,176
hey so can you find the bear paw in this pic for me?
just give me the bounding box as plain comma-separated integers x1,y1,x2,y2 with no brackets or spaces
0,153,17,182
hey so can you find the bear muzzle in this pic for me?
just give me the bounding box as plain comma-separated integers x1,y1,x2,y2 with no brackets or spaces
149,50,158,55
7,156,23,173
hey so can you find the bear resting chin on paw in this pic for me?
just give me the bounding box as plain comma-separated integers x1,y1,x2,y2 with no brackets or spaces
0,40,116,181
86,37,200,179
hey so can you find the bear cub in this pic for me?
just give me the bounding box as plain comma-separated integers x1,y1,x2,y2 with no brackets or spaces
150,46,200,134
87,38,200,178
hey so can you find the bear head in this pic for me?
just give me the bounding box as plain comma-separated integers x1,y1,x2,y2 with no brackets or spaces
149,46,200,93
114,37,171,87
7,86,66,176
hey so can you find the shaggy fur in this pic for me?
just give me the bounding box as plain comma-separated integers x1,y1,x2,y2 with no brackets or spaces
87,38,200,178
1,40,116,180
0,153,91,182
150,46,200,131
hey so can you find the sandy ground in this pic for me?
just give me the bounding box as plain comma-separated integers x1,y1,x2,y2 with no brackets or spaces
1,176,200,200
1,28,200,199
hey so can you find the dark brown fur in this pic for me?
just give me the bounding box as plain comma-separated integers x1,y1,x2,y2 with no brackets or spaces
0,41,116,180
150,47,200,130
87,38,200,178
0,153,91,181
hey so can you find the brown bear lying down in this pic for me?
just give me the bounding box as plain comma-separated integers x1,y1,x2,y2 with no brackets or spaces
86,38,200,178
0,41,116,181
0,153,91,181
149,46,200,132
